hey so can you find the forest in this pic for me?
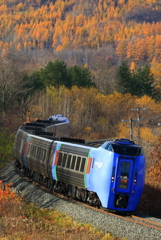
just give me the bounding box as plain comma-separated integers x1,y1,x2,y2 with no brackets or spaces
1,0,161,220
1,0,161,88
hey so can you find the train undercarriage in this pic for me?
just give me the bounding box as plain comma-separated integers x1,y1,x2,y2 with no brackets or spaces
16,161,101,208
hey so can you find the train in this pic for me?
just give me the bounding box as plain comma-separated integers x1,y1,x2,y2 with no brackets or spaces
14,115,146,212
20,114,70,137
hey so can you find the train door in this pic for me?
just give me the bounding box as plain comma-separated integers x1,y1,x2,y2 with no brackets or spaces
115,157,134,194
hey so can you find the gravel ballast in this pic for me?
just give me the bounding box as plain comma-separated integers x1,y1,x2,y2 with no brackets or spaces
1,161,161,240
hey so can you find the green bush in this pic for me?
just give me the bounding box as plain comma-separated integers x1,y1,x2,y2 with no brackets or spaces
0,128,14,169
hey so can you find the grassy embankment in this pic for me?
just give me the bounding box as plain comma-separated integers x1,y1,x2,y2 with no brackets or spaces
0,181,122,240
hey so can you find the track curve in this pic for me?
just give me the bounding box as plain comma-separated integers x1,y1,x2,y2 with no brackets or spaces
1,161,161,240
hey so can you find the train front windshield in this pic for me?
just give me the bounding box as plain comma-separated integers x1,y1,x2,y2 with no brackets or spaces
119,161,130,189
103,143,144,156
112,144,143,156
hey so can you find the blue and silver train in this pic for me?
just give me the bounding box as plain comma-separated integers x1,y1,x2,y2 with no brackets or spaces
14,117,146,212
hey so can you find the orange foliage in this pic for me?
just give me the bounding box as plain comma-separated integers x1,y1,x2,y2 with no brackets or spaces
0,181,21,212
116,40,127,61
147,136,161,184
0,0,161,70
135,95,161,112
126,41,134,60
130,61,136,70
155,35,161,61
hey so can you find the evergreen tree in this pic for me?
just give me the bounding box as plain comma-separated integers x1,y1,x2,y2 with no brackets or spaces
23,60,96,95
22,71,45,95
116,61,132,94
133,65,155,98
40,60,69,88
117,62,157,99
67,65,96,88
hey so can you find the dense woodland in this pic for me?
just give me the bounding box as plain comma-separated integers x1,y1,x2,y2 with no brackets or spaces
1,0,161,218
1,0,161,87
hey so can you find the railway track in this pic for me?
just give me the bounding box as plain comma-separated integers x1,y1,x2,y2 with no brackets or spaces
130,215,161,231
1,161,161,240
62,193,161,233
17,167,161,233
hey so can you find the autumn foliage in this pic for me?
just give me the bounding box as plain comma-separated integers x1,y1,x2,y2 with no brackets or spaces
137,135,161,217
0,181,20,212
0,180,120,239
147,135,161,184
0,0,161,73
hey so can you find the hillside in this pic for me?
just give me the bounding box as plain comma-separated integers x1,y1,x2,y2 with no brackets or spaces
1,0,161,70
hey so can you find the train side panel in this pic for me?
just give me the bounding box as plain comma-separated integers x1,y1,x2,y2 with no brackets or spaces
50,141,92,188
49,142,115,209
14,129,28,165
88,149,114,207
55,123,70,138
128,155,146,209
24,135,53,177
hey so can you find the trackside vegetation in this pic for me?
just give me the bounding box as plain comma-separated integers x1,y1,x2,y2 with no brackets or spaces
0,129,14,169
0,181,121,240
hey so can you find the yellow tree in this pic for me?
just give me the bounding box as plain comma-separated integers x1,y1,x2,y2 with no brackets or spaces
147,135,161,187
155,35,161,62
130,61,136,71
16,42,22,51
133,38,147,63
116,40,127,62
151,58,161,90
126,41,135,61
146,35,156,61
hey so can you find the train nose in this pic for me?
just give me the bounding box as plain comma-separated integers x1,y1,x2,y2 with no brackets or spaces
115,194,128,208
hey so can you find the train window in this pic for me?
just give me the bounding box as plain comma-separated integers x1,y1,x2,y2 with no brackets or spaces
138,148,144,155
104,143,113,152
119,162,130,189
31,145,34,155
28,144,37,158
40,148,43,161
75,156,81,171
37,147,41,160
66,154,72,168
62,153,67,167
58,152,63,166
17,138,23,151
37,147,46,162
43,149,47,162
80,157,86,172
112,144,143,156
71,155,76,169
33,145,37,159
36,146,41,160
27,144,46,162
34,146,37,158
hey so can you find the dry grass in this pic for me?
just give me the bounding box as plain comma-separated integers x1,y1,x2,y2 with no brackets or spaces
0,181,121,240
138,180,161,218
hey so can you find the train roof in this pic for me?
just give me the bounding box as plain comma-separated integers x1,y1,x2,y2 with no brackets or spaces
20,118,70,135
18,122,140,149
48,114,69,122
113,138,136,145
